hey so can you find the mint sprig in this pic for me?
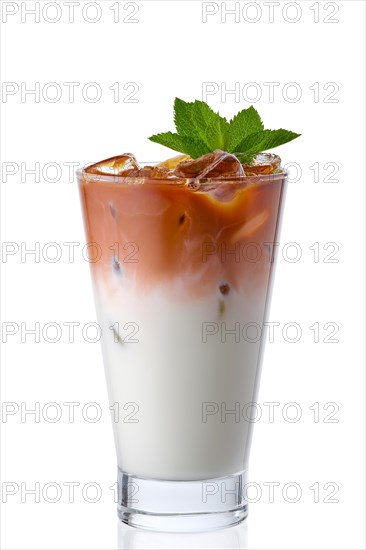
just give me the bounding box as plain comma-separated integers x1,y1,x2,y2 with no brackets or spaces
149,98,300,160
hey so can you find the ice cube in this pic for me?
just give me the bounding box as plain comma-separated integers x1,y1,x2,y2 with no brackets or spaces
230,210,269,240
173,150,245,179
86,154,139,176
243,153,281,175
157,154,191,169
203,183,239,202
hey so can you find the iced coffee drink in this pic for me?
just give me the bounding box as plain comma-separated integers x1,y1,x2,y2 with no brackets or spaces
78,99,299,531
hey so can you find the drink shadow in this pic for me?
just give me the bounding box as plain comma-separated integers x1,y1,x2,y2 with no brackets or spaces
117,519,248,549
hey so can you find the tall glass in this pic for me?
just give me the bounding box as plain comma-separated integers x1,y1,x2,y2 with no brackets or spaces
78,158,287,531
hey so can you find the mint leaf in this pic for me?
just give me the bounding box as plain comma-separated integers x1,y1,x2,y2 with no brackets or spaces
148,98,301,159
236,129,301,154
226,106,263,152
148,132,210,158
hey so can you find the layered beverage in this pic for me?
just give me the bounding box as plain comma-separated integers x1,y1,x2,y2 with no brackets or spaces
78,149,287,530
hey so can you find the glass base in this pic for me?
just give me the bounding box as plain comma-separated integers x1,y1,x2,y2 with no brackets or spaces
117,468,248,532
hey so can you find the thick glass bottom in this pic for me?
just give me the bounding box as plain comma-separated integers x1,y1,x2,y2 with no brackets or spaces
117,469,248,532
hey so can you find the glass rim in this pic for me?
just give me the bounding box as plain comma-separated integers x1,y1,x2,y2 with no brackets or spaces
77,163,287,187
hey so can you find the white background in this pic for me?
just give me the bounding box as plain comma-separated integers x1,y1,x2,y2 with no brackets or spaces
1,1,365,548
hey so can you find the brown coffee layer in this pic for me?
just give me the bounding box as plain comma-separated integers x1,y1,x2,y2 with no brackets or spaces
78,175,285,299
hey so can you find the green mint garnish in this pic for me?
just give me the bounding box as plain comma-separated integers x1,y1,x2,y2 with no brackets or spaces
149,98,300,160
